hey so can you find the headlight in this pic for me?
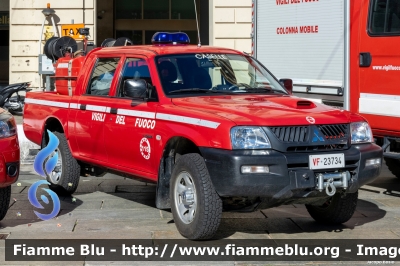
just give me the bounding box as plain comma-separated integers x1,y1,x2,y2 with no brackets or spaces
230,127,271,149
351,122,373,144
0,117,17,139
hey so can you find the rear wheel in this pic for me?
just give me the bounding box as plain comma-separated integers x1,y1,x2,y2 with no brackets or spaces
0,186,11,221
46,132,80,195
305,191,358,224
384,158,400,179
170,153,222,240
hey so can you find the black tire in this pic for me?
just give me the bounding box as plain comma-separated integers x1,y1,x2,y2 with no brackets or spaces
170,153,222,240
46,132,80,195
384,158,400,178
305,191,358,224
0,186,11,221
9,110,23,116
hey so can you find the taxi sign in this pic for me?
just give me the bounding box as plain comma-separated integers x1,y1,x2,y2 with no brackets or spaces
61,24,85,40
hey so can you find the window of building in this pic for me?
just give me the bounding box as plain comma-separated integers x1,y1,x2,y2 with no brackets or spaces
114,0,201,45
87,58,120,96
0,30,9,83
116,0,142,19
171,0,196,19
369,0,400,35
144,0,169,19
115,0,196,20
116,30,143,45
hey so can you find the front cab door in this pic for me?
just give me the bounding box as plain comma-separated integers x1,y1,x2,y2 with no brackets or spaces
104,57,158,179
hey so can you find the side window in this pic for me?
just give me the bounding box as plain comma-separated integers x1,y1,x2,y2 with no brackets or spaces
87,58,120,96
117,58,152,97
369,0,400,35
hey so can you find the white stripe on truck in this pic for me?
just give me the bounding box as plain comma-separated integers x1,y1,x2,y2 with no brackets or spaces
359,93,400,118
156,113,220,129
117,109,156,119
25,99,220,128
69,103,79,109
25,98,69,108
86,105,108,112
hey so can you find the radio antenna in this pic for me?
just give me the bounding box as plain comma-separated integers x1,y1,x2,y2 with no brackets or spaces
194,0,201,47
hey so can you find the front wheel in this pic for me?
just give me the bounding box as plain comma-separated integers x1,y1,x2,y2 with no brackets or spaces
170,153,222,240
46,132,80,195
305,191,358,224
0,186,11,221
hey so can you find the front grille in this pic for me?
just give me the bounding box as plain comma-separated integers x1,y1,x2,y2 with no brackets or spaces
266,124,350,153
270,126,309,143
287,144,348,152
318,124,348,141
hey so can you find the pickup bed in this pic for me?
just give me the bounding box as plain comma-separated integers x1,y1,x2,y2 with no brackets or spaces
24,32,382,239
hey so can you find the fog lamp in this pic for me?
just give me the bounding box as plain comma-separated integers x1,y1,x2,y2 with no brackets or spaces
241,165,269,174
365,158,381,167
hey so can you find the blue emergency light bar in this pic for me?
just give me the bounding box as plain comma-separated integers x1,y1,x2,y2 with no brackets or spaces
151,32,190,45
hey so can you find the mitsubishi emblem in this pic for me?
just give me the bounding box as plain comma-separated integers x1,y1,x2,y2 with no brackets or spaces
312,129,325,142
306,116,315,124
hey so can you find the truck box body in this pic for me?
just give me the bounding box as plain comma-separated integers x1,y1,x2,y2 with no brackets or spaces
255,0,346,107
254,0,400,162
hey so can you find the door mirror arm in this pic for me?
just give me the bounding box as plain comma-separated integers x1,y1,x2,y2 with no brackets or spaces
145,84,158,102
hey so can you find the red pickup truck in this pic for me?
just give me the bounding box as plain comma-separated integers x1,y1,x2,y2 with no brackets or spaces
23,32,382,239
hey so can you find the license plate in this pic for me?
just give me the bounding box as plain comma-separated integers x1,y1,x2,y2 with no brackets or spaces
309,154,345,170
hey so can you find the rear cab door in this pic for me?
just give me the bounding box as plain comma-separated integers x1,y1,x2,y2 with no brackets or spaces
356,0,400,135
74,55,123,161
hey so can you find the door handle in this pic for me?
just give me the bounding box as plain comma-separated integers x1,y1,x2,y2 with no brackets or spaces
359,52,372,67
79,104,87,110
110,108,118,114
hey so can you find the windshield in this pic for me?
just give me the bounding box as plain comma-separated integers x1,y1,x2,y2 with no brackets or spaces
155,53,287,96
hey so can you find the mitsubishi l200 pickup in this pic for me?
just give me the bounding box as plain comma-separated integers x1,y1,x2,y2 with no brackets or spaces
23,32,382,239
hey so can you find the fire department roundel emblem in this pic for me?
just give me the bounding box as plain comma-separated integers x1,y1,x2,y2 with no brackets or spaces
306,116,315,124
140,138,151,160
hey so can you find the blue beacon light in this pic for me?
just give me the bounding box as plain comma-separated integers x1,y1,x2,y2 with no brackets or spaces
151,32,190,45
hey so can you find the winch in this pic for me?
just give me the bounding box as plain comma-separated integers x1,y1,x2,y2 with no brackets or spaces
316,172,350,196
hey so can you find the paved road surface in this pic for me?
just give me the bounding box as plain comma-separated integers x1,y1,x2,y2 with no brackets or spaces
0,163,398,265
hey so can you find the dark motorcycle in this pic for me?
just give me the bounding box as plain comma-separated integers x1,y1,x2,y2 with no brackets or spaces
0,82,31,115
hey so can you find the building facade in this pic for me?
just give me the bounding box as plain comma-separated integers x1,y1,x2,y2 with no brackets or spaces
0,0,9,84
8,0,252,89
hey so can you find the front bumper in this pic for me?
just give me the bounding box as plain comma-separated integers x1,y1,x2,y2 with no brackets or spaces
200,143,382,201
0,136,20,188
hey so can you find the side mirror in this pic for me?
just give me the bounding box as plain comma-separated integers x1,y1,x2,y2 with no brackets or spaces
279,78,293,95
123,79,147,98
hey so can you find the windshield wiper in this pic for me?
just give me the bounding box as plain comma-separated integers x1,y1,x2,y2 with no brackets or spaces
169,88,232,94
236,87,287,94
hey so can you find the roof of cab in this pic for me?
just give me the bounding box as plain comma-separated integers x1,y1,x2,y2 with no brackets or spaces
92,44,244,57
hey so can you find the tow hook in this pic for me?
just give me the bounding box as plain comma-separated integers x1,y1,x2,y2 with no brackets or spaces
316,172,350,196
